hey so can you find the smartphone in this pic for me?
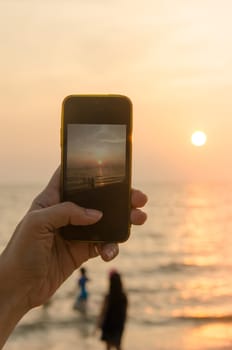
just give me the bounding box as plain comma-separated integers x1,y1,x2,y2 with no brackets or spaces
60,94,132,242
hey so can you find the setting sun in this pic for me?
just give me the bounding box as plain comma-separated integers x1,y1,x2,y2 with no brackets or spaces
191,131,207,147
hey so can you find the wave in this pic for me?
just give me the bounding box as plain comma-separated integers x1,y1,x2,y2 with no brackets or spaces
14,314,96,335
137,262,219,274
158,262,208,273
175,314,232,323
13,311,232,338
133,313,232,327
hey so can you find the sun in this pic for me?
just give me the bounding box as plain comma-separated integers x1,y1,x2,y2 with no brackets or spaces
191,131,207,147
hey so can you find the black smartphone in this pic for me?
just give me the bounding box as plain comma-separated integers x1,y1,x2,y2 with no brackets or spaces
60,94,132,242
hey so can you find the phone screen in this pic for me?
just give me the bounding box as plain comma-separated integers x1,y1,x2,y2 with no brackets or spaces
61,95,132,242
66,124,126,196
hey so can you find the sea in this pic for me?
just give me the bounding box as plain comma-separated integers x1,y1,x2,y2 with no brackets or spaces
1,182,232,350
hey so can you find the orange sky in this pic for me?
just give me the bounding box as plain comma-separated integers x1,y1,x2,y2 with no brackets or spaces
1,0,232,184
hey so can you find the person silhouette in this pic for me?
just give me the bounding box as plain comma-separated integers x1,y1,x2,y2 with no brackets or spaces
74,267,89,314
98,270,128,350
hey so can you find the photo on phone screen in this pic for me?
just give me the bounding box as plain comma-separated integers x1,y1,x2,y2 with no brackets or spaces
66,124,126,195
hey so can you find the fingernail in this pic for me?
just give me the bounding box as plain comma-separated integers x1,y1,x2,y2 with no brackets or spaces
85,209,103,219
104,244,118,260
94,244,100,256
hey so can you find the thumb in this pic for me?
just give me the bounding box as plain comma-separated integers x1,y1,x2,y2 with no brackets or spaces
26,202,103,232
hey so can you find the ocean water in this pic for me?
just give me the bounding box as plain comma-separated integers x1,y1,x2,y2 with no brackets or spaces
1,182,232,350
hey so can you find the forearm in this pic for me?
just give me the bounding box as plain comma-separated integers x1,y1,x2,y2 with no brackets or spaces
0,298,28,349
0,255,29,349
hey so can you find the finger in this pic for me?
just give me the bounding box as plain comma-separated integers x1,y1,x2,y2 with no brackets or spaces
26,202,103,232
130,208,147,225
45,166,61,192
30,167,61,211
64,242,119,267
131,189,148,208
95,243,119,261
64,241,100,268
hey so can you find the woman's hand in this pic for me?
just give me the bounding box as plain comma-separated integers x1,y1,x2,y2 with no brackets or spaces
0,167,147,348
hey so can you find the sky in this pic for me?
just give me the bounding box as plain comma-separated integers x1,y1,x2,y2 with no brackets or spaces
1,0,232,184
67,124,126,167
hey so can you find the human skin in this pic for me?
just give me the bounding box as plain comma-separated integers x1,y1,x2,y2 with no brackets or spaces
0,168,147,348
